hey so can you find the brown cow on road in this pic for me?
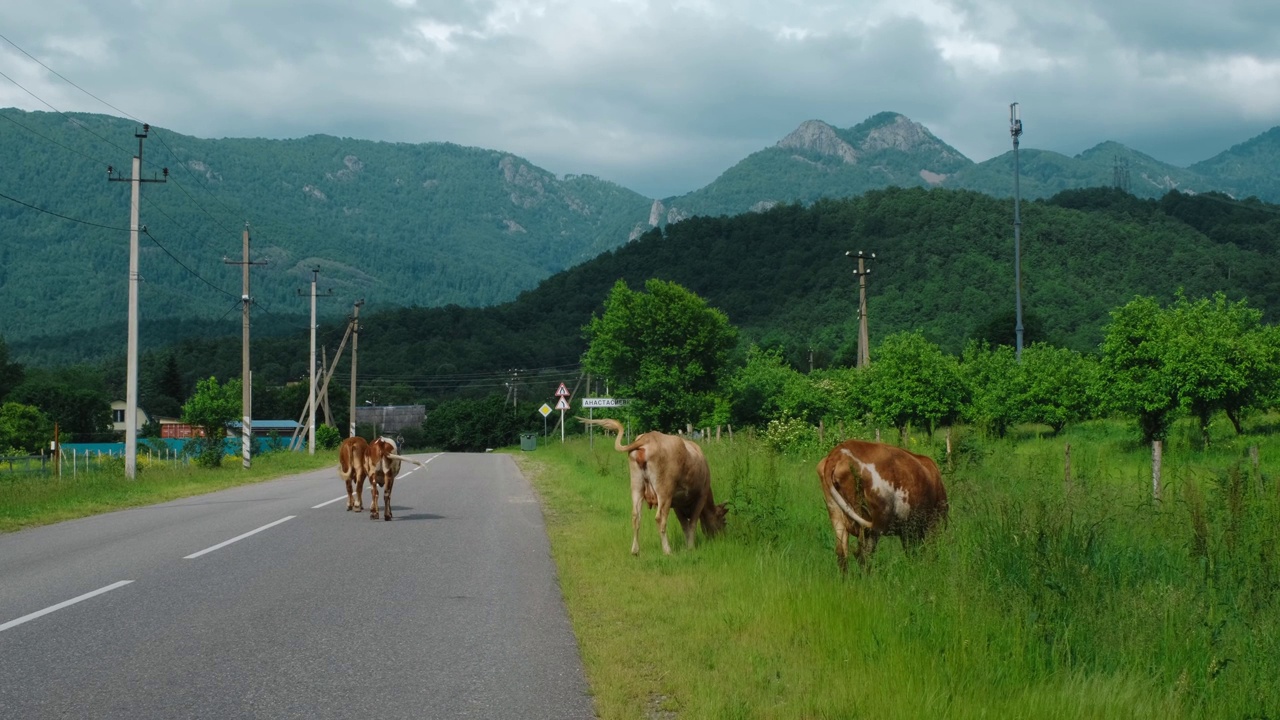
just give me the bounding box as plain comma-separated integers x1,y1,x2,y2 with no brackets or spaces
365,436,423,521
817,439,948,573
579,417,727,556
338,436,370,512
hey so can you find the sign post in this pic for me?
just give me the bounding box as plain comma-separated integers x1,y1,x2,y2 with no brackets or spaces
581,398,631,449
538,403,552,437
555,383,571,443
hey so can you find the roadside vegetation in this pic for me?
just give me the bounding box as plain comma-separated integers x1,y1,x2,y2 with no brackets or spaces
0,449,335,534
519,417,1279,719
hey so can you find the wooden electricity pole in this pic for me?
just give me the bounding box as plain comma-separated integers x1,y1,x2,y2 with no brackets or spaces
349,300,363,439
225,223,266,469
846,250,875,367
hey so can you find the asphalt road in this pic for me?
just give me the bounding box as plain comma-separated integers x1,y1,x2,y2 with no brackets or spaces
0,452,595,719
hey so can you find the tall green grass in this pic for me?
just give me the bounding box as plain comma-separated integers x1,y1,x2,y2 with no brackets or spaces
519,418,1279,719
0,451,337,533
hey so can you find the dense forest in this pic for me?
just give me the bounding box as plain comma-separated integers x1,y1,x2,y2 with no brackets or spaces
3,184,1279,450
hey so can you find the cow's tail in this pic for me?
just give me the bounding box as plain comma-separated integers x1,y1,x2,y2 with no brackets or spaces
386,453,423,467
825,459,873,530
576,417,644,453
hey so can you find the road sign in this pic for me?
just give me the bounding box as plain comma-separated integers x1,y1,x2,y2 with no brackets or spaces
555,383,570,397
581,397,631,408
538,403,552,417
555,397,570,411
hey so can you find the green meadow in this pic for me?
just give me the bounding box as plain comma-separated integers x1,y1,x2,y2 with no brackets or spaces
517,419,1279,719
0,450,335,533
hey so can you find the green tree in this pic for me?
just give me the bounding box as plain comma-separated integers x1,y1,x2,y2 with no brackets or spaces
1019,343,1098,434
0,402,52,455
960,341,1022,438
1100,296,1179,443
8,368,111,441
582,279,737,431
864,331,964,442
182,377,242,468
1165,292,1278,440
727,345,795,427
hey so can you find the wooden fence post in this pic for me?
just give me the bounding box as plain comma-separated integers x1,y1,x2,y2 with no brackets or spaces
818,418,825,446
1065,442,1072,488
1152,440,1163,502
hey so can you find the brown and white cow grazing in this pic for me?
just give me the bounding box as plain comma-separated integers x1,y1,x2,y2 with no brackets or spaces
364,436,421,521
339,436,370,512
578,417,727,556
817,439,948,573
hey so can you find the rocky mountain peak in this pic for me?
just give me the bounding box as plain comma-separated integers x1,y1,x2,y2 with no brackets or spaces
777,120,858,164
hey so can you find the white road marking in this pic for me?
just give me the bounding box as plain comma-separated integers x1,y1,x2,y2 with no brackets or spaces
312,496,348,509
0,580,133,633
184,516,295,559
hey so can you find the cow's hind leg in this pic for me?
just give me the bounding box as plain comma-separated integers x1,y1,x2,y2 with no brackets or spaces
854,529,879,571
382,475,395,521
655,497,674,556
630,487,643,555
354,474,366,512
369,476,381,519
343,472,355,511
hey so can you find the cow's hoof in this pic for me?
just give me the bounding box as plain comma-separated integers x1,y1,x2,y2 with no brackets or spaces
384,515,392,522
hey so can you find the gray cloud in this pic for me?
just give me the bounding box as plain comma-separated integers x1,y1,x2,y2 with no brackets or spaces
1,0,1277,197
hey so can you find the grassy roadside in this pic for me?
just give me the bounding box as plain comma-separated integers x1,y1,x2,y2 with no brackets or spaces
517,420,1279,719
0,451,337,534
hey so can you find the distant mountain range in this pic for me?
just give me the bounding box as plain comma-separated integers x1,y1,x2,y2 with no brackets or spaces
2,107,1278,363
652,111,1280,221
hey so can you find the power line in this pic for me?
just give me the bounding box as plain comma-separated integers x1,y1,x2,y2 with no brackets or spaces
0,188,130,230
0,32,135,121
0,67,131,158
142,228,238,299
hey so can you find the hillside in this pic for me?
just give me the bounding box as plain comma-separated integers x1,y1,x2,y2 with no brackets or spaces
6,107,1280,368
117,187,1280,410
0,109,652,347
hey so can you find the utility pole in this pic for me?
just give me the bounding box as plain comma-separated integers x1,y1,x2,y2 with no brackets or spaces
1010,102,1025,362
348,300,363,439
224,223,266,469
298,269,332,454
845,250,874,367
108,124,166,480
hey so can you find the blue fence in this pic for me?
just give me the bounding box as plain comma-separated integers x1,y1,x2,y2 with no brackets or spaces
61,436,298,458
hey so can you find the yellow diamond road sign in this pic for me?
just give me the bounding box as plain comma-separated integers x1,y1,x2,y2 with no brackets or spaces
538,403,552,417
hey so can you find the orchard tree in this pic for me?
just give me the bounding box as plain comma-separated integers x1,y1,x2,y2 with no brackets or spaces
182,376,242,467
865,331,964,443
1100,296,1179,443
583,279,737,432
1019,343,1098,434
1164,292,1279,440
960,341,1022,438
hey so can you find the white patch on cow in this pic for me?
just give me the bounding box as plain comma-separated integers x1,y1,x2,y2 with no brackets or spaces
840,448,913,521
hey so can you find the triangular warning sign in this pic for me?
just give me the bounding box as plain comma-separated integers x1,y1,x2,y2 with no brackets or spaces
555,397,570,410
555,383,570,397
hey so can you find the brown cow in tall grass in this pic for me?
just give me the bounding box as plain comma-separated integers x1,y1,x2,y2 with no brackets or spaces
579,417,726,555
817,439,948,573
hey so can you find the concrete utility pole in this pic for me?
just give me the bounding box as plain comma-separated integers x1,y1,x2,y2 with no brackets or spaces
224,223,266,469
846,250,874,367
298,269,333,454
108,124,166,480
348,300,363,439
1010,102,1025,362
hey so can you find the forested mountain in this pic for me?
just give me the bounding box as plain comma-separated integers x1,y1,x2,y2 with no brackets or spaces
0,109,651,350
5,107,1280,370
120,187,1279,412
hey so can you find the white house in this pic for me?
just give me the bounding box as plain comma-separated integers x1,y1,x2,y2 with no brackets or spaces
110,401,151,434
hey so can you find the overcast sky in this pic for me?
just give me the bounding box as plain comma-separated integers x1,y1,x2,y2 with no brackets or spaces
2,0,1278,199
